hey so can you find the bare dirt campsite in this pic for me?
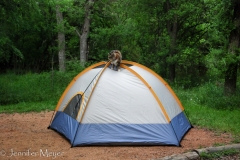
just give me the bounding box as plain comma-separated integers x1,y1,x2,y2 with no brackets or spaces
0,111,233,160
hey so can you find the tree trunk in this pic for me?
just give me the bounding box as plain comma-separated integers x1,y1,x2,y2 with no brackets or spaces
78,0,95,66
56,5,66,72
165,0,178,82
224,63,238,95
224,1,240,95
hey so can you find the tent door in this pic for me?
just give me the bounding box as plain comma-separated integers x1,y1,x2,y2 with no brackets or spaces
63,93,83,119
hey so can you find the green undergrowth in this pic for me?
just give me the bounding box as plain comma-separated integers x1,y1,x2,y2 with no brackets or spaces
0,101,56,113
199,149,240,160
0,70,82,113
173,82,240,137
184,102,240,135
0,71,80,105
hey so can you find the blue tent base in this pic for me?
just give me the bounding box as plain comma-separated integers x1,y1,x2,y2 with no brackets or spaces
49,111,191,147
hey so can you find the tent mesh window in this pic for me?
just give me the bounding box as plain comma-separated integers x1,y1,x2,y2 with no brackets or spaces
63,94,82,119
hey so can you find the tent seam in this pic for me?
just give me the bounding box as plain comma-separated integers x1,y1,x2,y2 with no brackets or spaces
71,62,110,147
78,61,111,123
121,64,171,123
55,61,107,111
121,60,184,111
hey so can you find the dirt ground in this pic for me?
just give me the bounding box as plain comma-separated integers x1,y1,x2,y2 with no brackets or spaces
0,111,233,160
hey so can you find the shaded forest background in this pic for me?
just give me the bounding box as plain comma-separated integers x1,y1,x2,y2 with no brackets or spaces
1,0,240,96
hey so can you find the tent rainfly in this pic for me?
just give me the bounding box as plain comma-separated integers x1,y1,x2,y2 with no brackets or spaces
48,60,192,147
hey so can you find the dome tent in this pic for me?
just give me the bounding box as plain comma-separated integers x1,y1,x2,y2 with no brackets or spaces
48,60,192,147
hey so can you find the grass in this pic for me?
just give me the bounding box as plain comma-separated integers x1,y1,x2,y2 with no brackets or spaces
184,102,240,135
0,71,78,105
0,101,56,113
199,149,240,159
172,83,240,143
0,70,80,112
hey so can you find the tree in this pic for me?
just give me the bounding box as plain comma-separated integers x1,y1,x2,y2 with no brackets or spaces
0,0,56,73
224,1,240,95
89,0,140,62
56,4,66,72
76,0,95,66
164,0,178,82
127,0,209,85
163,0,211,83
0,0,24,71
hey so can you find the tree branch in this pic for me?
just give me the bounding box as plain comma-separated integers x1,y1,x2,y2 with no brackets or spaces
75,28,81,37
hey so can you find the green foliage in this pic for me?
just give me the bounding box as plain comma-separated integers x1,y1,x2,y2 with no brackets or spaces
0,0,239,93
0,101,56,113
0,70,83,106
200,149,240,160
174,82,240,135
65,58,86,73
185,102,240,135
176,81,240,110
0,37,24,63
0,66,86,113
0,0,57,72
